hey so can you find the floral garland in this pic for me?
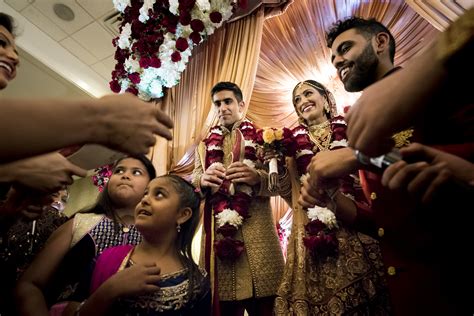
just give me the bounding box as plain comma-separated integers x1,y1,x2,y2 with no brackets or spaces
204,120,259,261
92,164,113,192
292,116,351,259
111,0,241,100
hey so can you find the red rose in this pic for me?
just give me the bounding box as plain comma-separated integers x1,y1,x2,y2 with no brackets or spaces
128,72,141,84
171,51,181,62
179,0,196,10
190,31,201,44
217,179,232,195
232,192,251,218
214,237,244,261
255,130,263,144
305,219,326,235
150,57,161,68
296,154,312,175
109,80,121,93
238,0,248,9
179,11,191,25
190,19,205,32
206,150,224,162
303,231,338,259
139,57,151,68
209,193,228,212
125,86,138,95
217,224,237,237
244,146,256,159
209,11,222,23
175,37,189,52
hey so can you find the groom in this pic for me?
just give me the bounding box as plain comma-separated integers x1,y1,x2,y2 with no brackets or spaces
192,82,284,316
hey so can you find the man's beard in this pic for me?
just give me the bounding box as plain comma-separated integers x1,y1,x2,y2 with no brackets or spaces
343,43,379,92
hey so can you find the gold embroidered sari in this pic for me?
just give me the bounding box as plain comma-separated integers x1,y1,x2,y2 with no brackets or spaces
274,151,391,315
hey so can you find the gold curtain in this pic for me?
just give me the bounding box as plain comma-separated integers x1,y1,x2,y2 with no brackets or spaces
247,0,439,130
150,8,266,177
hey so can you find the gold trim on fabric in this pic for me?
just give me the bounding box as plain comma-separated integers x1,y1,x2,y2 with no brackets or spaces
392,128,414,148
71,213,105,248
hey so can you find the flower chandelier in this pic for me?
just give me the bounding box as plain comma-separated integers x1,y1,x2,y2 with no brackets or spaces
111,0,242,100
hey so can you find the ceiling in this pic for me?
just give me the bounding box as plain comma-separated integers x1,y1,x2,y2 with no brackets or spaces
0,46,90,98
0,0,119,97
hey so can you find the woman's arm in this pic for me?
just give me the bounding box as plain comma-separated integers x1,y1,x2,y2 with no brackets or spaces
0,93,173,162
15,219,74,316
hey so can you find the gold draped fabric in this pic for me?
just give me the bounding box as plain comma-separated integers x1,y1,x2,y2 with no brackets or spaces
274,157,391,315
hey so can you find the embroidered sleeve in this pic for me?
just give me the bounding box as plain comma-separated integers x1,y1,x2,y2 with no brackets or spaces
192,143,207,199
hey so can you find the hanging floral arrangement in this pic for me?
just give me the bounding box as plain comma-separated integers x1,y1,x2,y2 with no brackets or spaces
110,0,242,100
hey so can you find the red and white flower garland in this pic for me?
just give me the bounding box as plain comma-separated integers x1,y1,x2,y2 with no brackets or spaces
111,0,241,100
292,116,350,259
204,120,259,261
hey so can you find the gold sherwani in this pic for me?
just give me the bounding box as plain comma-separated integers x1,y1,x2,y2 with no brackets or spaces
192,120,285,301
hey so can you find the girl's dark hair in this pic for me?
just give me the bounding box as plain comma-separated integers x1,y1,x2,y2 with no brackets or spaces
159,174,208,308
81,155,156,232
0,13,16,35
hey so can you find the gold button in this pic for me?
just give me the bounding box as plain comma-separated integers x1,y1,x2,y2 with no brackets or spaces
122,227,130,233
387,266,396,276
370,192,377,200
378,228,385,237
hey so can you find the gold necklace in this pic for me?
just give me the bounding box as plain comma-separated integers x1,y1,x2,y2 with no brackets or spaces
307,121,332,152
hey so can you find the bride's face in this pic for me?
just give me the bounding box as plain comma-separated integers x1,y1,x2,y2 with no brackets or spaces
293,84,326,123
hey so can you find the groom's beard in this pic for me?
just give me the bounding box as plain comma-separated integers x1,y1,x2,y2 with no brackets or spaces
343,42,379,92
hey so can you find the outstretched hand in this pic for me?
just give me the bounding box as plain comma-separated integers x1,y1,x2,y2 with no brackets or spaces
96,93,174,156
4,152,87,192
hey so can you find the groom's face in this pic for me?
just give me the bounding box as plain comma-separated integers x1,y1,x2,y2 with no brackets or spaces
213,90,244,127
330,28,379,92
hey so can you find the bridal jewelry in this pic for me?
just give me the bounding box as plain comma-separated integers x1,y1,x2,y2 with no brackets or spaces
308,120,332,152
